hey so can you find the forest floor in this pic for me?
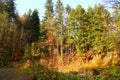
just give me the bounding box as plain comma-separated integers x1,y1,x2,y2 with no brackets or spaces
39,52,119,73
0,68,33,80
1,51,119,80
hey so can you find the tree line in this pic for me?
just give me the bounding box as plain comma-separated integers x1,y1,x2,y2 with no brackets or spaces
0,0,120,66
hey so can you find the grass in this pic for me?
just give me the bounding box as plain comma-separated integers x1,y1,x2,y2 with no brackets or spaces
22,64,120,80
21,52,120,80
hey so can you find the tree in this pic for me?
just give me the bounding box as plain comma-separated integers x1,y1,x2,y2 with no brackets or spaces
67,4,86,55
30,9,40,42
0,0,3,11
22,9,40,43
45,0,54,19
65,4,71,15
21,10,32,43
41,0,55,55
64,4,72,55
55,0,64,63
0,0,24,61
112,3,120,56
3,0,16,22
86,4,110,54
0,12,15,66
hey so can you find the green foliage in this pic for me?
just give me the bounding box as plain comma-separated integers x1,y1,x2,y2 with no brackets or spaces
0,12,14,66
65,4,71,14
100,66,120,80
23,42,36,60
68,4,111,54
45,0,54,19
2,0,16,22
86,4,110,54
55,0,64,60
23,44,31,60
0,0,120,69
55,0,64,21
67,4,86,53
30,9,40,42
22,65,120,80
112,3,120,56
23,9,40,43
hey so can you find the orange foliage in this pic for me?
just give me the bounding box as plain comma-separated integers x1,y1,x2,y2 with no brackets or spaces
84,50,93,63
20,16,27,24
45,33,54,46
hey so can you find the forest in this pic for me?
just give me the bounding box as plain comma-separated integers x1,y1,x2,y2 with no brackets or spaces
0,0,120,80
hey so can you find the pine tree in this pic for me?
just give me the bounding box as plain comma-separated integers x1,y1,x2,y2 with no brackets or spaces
3,0,16,22
45,0,54,19
0,12,15,65
65,4,71,15
112,3,120,56
22,10,32,43
0,0,3,11
55,0,64,63
86,4,110,54
31,9,40,42
22,9,40,43
41,0,55,54
68,4,86,55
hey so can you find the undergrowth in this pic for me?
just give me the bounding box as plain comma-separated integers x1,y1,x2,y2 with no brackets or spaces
22,65,120,80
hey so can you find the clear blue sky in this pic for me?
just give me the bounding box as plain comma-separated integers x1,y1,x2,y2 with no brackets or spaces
15,0,104,18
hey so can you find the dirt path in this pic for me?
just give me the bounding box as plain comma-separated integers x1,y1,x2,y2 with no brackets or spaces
0,68,33,80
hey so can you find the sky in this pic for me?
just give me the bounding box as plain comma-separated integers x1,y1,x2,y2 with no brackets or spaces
15,0,104,18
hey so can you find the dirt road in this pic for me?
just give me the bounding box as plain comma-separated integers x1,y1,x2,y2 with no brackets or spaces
0,68,33,80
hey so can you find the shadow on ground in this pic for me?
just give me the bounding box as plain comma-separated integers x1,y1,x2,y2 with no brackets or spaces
0,68,33,80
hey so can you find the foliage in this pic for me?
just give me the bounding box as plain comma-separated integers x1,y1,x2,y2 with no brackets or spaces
45,0,54,19
2,0,16,22
0,12,13,66
0,0,120,80
22,9,40,43
23,42,37,60
23,44,31,60
23,65,120,80
0,0,120,72
55,0,64,62
30,9,40,42
112,3,120,56
87,4,110,54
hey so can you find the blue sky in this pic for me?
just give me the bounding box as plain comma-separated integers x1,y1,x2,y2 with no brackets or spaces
15,0,104,18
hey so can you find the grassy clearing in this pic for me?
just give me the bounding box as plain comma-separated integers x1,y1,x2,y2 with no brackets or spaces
22,65,120,80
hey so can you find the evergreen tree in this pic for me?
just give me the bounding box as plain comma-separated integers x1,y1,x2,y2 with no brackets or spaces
0,11,17,65
0,0,3,11
22,9,40,43
45,0,54,19
68,4,86,55
31,9,40,42
55,0,64,63
3,0,16,22
65,4,71,15
112,3,120,56
22,10,32,43
87,4,110,54
41,0,55,54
